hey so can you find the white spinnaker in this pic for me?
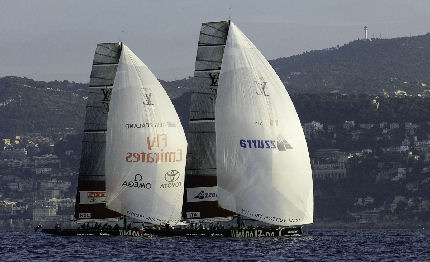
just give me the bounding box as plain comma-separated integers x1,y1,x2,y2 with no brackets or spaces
105,45,187,225
216,22,313,226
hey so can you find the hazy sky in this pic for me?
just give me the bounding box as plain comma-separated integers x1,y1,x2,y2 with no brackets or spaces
1,0,430,82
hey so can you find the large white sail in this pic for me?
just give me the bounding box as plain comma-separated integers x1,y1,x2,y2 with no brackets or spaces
216,22,313,226
105,44,187,225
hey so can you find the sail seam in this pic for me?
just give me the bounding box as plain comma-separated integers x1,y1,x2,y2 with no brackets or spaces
202,23,229,34
190,118,215,121
91,76,115,81
199,32,227,40
97,44,120,53
195,68,221,72
190,91,216,95
196,59,222,63
198,43,226,47
93,62,119,65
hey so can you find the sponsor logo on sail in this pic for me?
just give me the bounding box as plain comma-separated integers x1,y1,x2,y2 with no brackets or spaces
125,122,178,129
255,120,278,127
126,210,169,224
125,134,184,164
240,139,276,149
101,88,112,113
239,137,292,151
186,187,218,202
142,93,154,106
276,135,293,151
208,72,219,86
240,208,302,224
164,170,180,182
194,190,217,200
121,174,151,189
160,170,181,189
79,191,106,204
87,192,106,203
255,79,269,96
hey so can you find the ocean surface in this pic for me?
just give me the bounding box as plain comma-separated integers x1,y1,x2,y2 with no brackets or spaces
1,229,429,261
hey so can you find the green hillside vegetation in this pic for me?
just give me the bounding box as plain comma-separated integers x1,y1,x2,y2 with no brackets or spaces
291,93,430,124
2,33,430,135
0,76,86,136
272,34,430,95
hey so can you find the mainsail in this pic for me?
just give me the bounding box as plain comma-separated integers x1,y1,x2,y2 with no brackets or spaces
182,21,235,220
216,22,314,226
105,45,187,225
74,43,122,220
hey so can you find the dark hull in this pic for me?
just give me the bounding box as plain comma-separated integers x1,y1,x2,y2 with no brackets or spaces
42,226,302,238
42,228,121,236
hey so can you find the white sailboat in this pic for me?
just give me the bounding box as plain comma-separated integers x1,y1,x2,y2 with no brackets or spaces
182,21,313,237
42,42,187,236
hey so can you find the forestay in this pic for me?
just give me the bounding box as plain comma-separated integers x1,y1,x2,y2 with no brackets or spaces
216,22,313,226
105,45,187,225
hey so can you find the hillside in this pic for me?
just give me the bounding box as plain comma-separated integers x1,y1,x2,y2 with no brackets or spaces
271,34,430,95
0,76,193,137
0,76,87,136
2,33,430,135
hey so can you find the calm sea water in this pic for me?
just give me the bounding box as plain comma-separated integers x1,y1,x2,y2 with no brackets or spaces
1,229,429,261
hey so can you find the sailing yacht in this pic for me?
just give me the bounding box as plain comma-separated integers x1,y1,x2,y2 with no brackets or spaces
42,42,187,236
181,20,313,237
43,20,313,238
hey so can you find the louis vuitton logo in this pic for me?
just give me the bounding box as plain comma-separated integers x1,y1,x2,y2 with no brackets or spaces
102,88,112,101
101,88,112,113
255,81,269,96
142,93,154,106
209,72,219,86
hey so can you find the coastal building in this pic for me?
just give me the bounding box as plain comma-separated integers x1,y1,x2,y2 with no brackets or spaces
312,149,347,180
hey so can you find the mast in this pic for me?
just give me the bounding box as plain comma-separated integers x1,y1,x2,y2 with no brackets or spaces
74,43,123,221
182,21,235,221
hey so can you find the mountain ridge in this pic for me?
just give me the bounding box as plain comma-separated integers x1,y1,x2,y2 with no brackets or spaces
2,33,430,136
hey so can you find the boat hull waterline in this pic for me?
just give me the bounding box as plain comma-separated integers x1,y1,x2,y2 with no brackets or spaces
41,226,302,238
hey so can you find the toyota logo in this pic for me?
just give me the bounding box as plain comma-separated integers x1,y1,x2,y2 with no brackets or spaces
164,170,180,182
